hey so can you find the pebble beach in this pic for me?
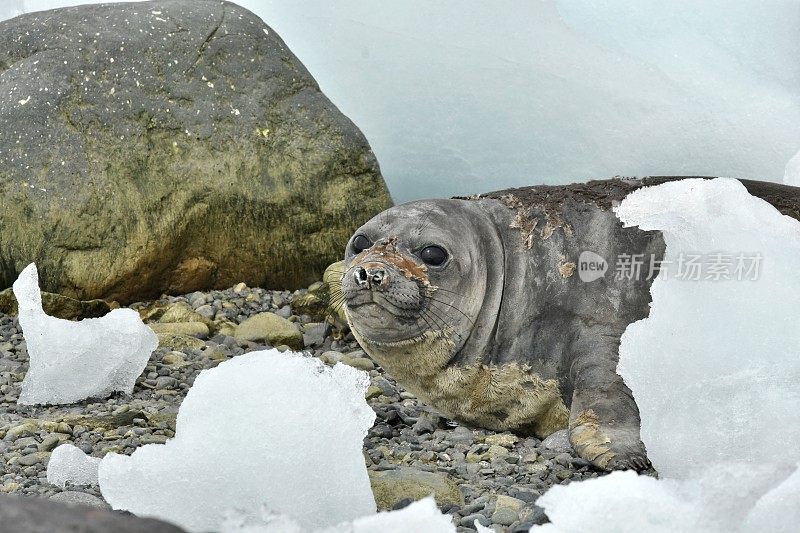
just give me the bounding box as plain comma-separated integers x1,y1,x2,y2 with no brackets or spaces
0,281,618,532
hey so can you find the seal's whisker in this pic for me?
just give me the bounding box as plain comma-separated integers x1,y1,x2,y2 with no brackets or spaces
414,311,439,339
421,307,466,344
421,305,461,340
414,206,435,236
429,287,479,308
427,296,475,326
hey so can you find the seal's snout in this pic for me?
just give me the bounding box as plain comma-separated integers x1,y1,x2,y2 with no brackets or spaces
353,263,390,290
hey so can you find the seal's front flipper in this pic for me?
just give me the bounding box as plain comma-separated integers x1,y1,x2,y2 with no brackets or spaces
567,341,651,471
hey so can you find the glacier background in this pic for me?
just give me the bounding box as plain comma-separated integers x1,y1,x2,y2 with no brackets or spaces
2,0,799,202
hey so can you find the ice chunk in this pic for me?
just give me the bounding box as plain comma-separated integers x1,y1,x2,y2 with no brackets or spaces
533,471,696,533
98,350,377,532
533,464,800,533
532,178,800,531
615,178,800,477
744,464,800,533
333,497,455,533
223,497,455,533
13,263,157,405
46,443,101,488
785,149,800,186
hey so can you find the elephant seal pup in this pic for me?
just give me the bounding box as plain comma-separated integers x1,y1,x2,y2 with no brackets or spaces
338,177,800,471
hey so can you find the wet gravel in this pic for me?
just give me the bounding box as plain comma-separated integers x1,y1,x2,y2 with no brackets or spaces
0,282,610,532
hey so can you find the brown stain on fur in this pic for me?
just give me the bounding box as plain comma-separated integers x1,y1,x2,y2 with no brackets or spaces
569,409,615,469
352,319,569,439
351,236,431,286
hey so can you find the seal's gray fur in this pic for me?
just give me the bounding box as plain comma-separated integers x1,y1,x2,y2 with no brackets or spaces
340,176,800,470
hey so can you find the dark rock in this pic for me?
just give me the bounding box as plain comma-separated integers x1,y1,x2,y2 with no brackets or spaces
0,494,185,532
49,491,110,510
0,288,111,320
0,0,391,303
391,498,414,510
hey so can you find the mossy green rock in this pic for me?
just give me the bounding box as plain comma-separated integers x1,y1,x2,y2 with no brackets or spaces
368,467,464,511
234,312,303,349
0,0,391,304
0,288,110,320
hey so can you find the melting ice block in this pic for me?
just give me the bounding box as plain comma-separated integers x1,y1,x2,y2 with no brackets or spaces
615,178,800,477
531,178,800,532
98,350,377,532
46,443,102,488
13,263,157,405
785,149,800,186
222,497,456,533
534,464,800,533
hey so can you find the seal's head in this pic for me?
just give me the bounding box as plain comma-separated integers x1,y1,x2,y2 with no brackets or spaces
341,199,505,380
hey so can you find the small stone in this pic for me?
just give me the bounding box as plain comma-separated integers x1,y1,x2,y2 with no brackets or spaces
233,282,248,293
302,322,327,348
50,491,110,509
491,495,525,526
148,322,210,339
156,333,206,351
365,386,383,400
275,306,292,319
542,429,572,453
195,304,216,320
449,426,475,445
484,433,520,448
555,468,572,480
460,513,490,527
140,435,169,445
320,351,345,365
412,413,438,435
17,453,43,466
486,444,509,460
38,435,60,452
526,463,549,478
215,320,237,337
343,356,375,371
6,421,38,440
161,352,186,366
157,302,208,325
0,482,20,493
234,312,303,350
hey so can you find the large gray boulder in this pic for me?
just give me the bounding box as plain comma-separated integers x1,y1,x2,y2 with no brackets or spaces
0,493,185,532
0,0,391,303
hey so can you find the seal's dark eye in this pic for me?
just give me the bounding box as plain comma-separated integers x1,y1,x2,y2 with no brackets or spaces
419,245,448,266
351,234,372,254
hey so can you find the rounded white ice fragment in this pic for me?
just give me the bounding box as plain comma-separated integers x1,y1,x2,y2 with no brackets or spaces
46,443,102,489
99,349,377,532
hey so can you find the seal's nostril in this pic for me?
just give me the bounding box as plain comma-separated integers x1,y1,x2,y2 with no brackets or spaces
371,269,385,285
354,266,369,288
